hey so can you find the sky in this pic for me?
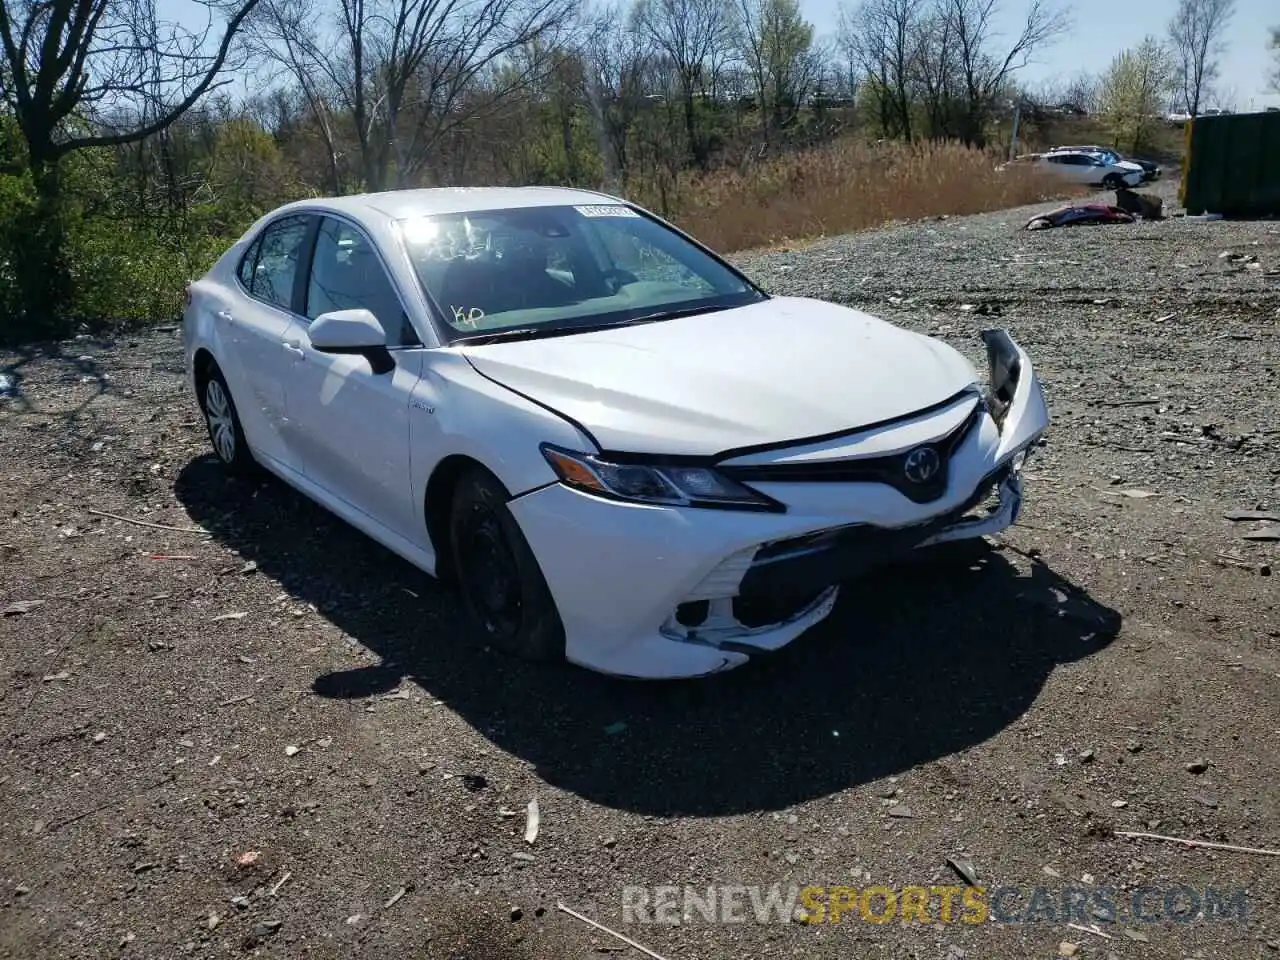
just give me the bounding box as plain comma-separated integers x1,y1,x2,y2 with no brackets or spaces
162,0,1279,111
805,0,1280,110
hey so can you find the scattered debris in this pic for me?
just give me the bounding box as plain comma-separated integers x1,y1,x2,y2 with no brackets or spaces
268,871,291,897
1185,759,1209,775
219,694,252,707
211,611,247,622
461,774,487,792
235,851,262,868
1241,526,1280,542
524,799,540,844
1122,928,1149,943
1066,922,1113,940
1114,832,1280,856
1225,510,1280,523
1025,204,1135,231
1079,748,1096,763
240,560,259,575
887,804,914,818
41,670,71,683
1059,941,1080,957
384,885,409,910
1111,799,1128,808
946,856,979,886
509,906,523,922
511,852,536,863
1117,488,1159,499
556,902,672,960
603,721,627,735
284,745,300,757
87,509,205,534
2,600,45,616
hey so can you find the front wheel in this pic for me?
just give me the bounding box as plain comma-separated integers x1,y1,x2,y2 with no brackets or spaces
1103,174,1125,189
448,467,565,663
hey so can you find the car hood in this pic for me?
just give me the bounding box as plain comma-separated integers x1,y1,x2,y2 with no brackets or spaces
1116,160,1146,173
461,296,979,456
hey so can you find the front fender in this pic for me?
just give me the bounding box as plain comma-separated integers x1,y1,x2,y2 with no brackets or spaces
981,328,1049,462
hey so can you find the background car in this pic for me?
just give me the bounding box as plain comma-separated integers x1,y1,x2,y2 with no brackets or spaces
1050,144,1162,182
182,187,1048,680
1033,150,1147,189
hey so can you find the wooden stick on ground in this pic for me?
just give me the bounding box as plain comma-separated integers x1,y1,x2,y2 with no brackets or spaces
556,903,673,960
1114,831,1280,857
89,509,206,535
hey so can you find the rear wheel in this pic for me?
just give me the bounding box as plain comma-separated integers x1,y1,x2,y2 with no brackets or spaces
199,364,256,475
1103,173,1125,189
448,467,565,663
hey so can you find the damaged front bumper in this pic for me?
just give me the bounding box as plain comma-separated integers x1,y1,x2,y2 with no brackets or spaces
508,330,1047,680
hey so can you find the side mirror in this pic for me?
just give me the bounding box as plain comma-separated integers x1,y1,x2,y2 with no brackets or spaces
308,309,387,351
307,309,394,374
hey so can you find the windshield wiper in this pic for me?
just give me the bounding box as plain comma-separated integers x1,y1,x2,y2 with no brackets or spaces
450,327,548,346
625,304,729,324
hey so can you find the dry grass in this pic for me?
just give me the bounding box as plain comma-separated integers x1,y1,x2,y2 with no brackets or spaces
638,139,1069,253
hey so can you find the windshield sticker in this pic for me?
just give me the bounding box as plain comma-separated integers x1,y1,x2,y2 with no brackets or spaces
573,204,640,218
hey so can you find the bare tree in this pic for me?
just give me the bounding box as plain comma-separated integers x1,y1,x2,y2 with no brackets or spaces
941,0,1070,145
632,0,735,168
733,0,820,143
839,0,921,140
582,3,652,187
1269,26,1280,93
248,0,572,191
0,0,262,326
1167,0,1234,117
1097,35,1175,153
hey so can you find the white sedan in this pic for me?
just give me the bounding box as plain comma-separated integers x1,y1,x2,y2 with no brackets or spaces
1033,150,1147,189
182,187,1049,679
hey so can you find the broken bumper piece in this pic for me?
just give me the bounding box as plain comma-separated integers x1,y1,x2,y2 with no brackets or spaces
509,464,1027,680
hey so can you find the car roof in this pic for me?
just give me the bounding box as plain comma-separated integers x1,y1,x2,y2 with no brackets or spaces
271,186,629,223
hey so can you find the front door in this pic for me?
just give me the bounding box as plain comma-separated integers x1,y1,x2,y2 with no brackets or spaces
280,216,423,534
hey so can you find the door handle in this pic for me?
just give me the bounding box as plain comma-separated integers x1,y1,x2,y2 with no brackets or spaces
281,341,306,359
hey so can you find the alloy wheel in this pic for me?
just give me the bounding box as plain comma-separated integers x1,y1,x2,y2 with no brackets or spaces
205,379,237,463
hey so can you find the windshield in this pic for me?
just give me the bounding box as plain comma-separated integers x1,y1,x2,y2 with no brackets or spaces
397,204,765,343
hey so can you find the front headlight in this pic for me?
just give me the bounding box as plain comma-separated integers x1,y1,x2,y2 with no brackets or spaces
540,444,780,511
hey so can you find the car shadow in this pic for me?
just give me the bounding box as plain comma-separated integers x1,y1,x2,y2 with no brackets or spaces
174,456,1121,817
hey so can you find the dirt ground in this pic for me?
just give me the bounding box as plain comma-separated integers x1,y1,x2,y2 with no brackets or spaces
2,183,1278,959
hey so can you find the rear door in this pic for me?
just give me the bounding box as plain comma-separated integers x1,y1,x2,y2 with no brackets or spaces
280,215,423,534
222,213,316,468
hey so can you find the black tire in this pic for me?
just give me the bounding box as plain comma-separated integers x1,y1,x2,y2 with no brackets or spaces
448,467,565,663
1103,173,1124,189
198,363,256,476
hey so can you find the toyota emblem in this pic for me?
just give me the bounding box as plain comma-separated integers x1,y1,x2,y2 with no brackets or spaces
903,446,941,484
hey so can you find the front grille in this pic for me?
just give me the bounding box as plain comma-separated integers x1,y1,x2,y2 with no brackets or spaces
719,402,982,504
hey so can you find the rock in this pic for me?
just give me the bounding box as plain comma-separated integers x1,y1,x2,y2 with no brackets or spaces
602,837,617,849
1059,942,1081,957
1042,865,1061,878
461,774,487,792
1126,740,1143,753
1122,928,1149,942
1111,799,1128,808
230,896,250,910
1079,748,1096,763
251,920,283,939
2,600,45,616
1185,759,1209,775
509,907,523,922
887,804,914,818
14,885,30,897
92,732,107,744
284,745,300,757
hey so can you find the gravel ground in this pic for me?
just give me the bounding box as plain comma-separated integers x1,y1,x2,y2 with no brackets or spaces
2,180,1279,960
